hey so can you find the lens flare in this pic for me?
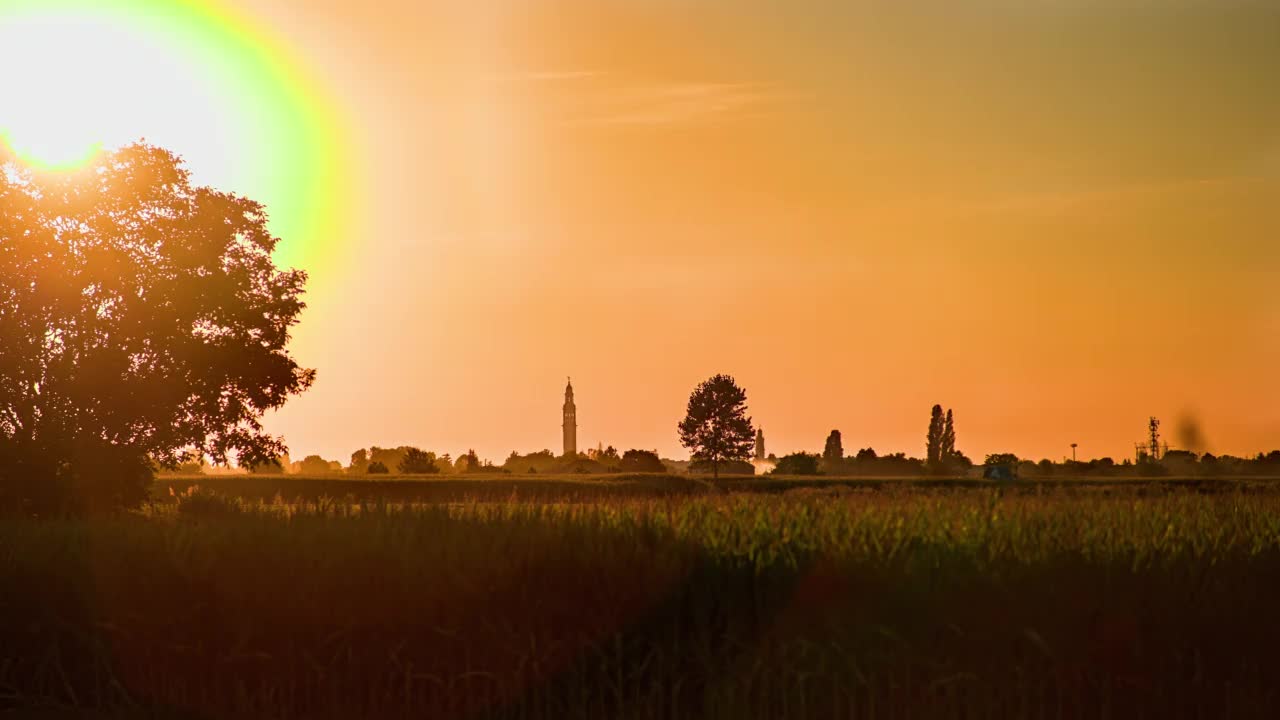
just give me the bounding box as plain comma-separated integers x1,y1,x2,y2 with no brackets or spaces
0,0,356,278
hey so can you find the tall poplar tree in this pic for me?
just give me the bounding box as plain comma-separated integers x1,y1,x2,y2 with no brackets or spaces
926,405,945,468
941,409,957,462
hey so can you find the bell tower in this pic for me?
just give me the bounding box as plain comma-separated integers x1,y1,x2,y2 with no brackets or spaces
562,378,577,457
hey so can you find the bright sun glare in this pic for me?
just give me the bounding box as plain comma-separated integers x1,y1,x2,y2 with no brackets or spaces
0,0,351,273
0,10,233,173
0,15,132,170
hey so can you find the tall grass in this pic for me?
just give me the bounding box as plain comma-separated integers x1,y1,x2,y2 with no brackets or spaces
3,488,1280,717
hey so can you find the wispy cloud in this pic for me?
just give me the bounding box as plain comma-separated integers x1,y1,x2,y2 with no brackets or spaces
521,71,792,128
524,70,605,82
583,82,784,127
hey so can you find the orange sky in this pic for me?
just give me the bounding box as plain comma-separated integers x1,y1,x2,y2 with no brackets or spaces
232,0,1278,464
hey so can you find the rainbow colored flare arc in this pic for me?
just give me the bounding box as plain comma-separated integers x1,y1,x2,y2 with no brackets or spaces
0,0,357,280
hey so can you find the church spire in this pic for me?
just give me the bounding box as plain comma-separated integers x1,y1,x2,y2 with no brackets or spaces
562,377,577,457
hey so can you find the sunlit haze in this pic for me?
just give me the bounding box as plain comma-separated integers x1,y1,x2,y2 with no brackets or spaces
4,0,1277,464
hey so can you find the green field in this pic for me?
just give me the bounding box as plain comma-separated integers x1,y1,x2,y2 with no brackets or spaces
4,477,1280,718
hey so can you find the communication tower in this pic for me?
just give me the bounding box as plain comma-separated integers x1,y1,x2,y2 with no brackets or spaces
1135,416,1168,462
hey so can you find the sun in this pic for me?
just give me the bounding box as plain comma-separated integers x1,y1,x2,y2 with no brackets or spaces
0,0,356,277
1,119,104,172
0,13,122,170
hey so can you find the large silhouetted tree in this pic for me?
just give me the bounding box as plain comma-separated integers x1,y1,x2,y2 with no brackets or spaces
0,145,314,514
677,374,754,479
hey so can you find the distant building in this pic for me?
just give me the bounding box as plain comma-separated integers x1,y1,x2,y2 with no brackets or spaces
562,378,577,457
755,428,766,460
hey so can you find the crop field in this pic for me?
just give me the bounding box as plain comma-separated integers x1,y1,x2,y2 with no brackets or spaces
151,472,1276,504
4,479,1280,718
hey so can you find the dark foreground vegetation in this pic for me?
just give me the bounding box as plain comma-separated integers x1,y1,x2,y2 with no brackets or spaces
4,484,1280,718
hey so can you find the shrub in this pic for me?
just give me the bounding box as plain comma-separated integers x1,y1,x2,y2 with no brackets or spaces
172,485,242,518
619,449,666,473
772,452,820,475
398,448,439,474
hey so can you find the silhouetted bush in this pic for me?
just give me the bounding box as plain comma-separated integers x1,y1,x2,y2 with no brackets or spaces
771,453,820,476
297,455,338,475
398,448,440,474
619,449,666,473
367,461,390,475
504,450,559,474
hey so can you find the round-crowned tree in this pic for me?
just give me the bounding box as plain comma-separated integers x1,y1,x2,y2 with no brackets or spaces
0,145,314,514
677,374,755,479
618,449,666,473
398,448,440,474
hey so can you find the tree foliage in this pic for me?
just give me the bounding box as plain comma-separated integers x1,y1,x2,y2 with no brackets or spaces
677,374,755,479
349,449,370,474
926,405,945,468
941,410,956,460
297,455,337,475
503,449,558,474
398,448,440,474
0,146,313,513
619,449,666,473
926,405,962,474
592,445,621,469
773,452,821,476
823,430,844,464
985,453,1020,467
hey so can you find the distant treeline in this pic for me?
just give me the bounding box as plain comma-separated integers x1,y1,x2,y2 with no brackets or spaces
1014,450,1280,478
761,407,1280,478
766,447,1280,478
164,400,1280,480
183,446,683,477
166,446,1280,479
